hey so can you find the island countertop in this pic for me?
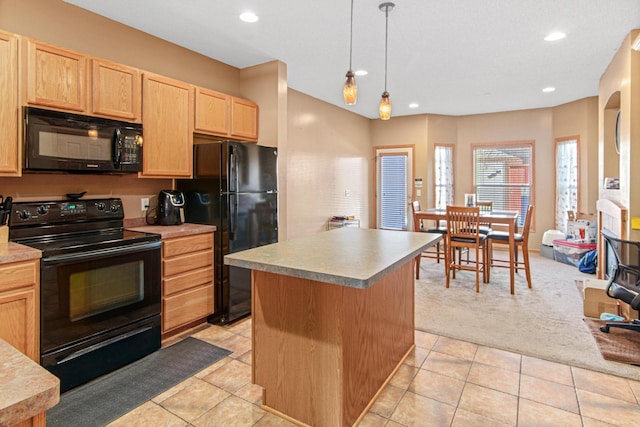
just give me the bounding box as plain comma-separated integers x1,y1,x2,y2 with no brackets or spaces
224,227,441,289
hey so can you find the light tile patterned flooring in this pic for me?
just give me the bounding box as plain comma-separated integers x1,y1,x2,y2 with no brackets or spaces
108,317,640,427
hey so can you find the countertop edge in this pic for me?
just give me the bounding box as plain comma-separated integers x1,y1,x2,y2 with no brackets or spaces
126,223,217,239
225,231,442,288
0,242,42,265
0,340,60,426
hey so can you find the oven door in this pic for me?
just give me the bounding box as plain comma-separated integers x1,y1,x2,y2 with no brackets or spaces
40,240,161,356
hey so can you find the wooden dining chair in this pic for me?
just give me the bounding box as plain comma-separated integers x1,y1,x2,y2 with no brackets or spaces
411,200,446,279
486,204,534,288
445,205,489,292
476,200,493,234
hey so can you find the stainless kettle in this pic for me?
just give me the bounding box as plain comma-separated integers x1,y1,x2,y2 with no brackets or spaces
156,190,185,226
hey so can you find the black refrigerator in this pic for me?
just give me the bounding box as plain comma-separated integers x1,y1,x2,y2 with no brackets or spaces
177,142,278,324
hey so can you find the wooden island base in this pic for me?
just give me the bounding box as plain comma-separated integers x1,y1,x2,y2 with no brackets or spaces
251,260,415,427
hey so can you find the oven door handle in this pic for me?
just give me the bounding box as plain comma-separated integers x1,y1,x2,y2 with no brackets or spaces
42,240,162,264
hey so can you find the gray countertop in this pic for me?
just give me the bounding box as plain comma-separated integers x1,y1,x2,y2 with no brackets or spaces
224,228,441,289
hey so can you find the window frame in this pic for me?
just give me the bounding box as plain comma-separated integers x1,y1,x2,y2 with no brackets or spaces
471,140,535,230
554,136,580,233
433,143,455,209
373,145,415,230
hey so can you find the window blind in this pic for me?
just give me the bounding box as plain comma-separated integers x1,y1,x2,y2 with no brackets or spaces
473,144,533,227
379,155,407,230
434,145,454,209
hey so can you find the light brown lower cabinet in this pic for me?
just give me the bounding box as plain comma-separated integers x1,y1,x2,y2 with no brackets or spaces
0,258,47,427
161,232,214,339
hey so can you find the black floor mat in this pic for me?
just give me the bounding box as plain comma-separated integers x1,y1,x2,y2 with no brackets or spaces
47,337,231,426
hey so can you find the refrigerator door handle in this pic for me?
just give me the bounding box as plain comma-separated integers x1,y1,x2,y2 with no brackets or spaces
229,193,238,241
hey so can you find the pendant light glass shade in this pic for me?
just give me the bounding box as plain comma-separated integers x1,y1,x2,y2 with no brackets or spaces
343,70,357,105
379,91,391,120
378,2,394,120
343,0,357,105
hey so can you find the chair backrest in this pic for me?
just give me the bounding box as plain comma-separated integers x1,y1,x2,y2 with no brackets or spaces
411,200,422,231
601,229,640,309
446,205,481,238
477,201,493,212
521,205,534,243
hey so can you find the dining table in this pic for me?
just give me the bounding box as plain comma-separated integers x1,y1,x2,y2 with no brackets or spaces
415,208,520,294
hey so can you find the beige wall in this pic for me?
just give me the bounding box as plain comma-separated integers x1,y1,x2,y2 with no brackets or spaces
286,90,371,238
0,0,609,249
599,30,640,241
0,0,240,94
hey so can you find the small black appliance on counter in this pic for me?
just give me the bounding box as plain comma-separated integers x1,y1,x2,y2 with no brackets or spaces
156,190,185,226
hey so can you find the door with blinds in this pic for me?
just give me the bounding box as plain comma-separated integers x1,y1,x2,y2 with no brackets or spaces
375,146,414,230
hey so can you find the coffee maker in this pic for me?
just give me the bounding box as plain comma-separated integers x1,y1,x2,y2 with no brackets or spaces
156,190,185,225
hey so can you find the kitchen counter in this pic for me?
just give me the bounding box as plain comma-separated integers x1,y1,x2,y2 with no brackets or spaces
0,242,42,265
224,227,441,288
226,228,440,426
0,339,60,426
125,221,216,239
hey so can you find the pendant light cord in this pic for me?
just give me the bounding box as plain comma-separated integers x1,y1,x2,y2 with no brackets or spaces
349,0,354,70
384,5,388,91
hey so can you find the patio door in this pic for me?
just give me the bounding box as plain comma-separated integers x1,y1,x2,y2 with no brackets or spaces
374,146,414,230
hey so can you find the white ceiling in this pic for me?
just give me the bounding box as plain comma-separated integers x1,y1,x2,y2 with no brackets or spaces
64,0,640,119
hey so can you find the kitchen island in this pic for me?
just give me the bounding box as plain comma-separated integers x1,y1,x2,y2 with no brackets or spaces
224,227,441,427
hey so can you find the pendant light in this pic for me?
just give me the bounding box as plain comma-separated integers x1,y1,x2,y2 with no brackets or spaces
343,0,357,105
379,2,394,120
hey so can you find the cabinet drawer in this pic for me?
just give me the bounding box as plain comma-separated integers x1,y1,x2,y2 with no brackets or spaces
0,261,37,293
163,233,213,258
163,285,213,332
163,249,213,277
164,266,213,297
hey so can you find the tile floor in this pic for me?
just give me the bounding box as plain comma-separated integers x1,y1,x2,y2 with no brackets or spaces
107,317,640,427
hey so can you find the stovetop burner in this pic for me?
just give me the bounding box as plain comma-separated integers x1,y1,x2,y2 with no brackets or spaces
8,198,160,255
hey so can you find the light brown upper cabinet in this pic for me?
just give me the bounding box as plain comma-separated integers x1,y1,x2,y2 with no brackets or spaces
22,38,142,122
230,96,259,141
91,59,141,122
0,30,20,176
23,39,88,113
194,87,259,141
194,87,230,136
141,72,194,178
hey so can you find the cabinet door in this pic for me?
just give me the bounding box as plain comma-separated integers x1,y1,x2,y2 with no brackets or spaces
0,30,19,176
141,72,193,178
0,260,38,361
24,39,87,112
0,289,37,360
91,59,141,122
230,97,259,141
194,87,230,136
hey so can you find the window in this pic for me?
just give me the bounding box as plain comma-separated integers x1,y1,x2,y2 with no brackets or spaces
434,144,454,209
375,146,413,230
472,141,534,227
555,137,578,233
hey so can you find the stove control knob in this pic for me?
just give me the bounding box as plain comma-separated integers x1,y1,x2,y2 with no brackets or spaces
37,205,49,215
96,202,106,211
19,210,31,220
110,204,120,213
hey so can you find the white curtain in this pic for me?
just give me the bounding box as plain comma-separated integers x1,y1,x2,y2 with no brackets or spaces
555,139,578,233
434,145,454,208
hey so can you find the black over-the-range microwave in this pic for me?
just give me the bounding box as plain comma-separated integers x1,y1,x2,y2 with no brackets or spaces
24,107,143,173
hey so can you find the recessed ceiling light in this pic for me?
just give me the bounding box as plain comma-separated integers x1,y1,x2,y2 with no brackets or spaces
408,103,419,108
239,12,259,23
354,70,368,76
542,87,556,93
544,32,566,42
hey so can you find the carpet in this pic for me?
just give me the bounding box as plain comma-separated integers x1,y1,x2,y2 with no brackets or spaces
46,337,231,427
414,250,640,380
584,318,640,365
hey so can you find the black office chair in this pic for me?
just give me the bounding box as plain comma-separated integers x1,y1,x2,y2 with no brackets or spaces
600,229,640,333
